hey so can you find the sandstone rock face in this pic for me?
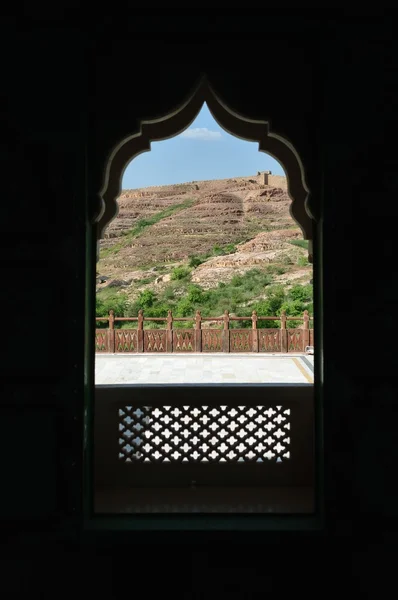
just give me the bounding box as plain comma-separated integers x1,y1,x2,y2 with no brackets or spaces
190,229,307,289
98,174,311,290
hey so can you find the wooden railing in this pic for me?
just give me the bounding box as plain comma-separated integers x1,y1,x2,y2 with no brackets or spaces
96,309,314,353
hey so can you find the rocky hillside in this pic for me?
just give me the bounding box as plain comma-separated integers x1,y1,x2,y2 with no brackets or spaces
96,173,312,321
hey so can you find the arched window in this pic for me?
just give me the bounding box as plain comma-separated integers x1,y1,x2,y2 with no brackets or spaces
88,77,319,522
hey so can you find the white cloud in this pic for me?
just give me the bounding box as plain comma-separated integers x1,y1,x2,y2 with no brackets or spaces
180,127,222,141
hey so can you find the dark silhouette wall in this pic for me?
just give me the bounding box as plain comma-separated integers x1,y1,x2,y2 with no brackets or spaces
2,15,397,595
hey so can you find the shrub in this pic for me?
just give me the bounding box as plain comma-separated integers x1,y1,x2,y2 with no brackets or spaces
188,255,203,268
280,254,294,265
265,285,286,314
289,284,312,303
266,265,278,274
297,255,309,267
144,304,169,318
223,243,237,254
96,291,129,319
171,266,191,280
187,285,208,303
97,266,314,332
163,286,176,301
289,239,309,249
175,297,195,317
137,289,156,309
280,300,305,316
212,244,224,256
231,274,243,287
138,276,156,285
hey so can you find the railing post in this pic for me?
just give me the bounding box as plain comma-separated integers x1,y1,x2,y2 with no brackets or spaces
195,310,202,353
303,309,310,351
280,310,287,353
137,309,144,353
166,309,173,353
252,310,259,352
108,309,115,353
222,310,230,352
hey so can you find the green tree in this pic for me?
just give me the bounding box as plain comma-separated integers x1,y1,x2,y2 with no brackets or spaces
96,292,129,318
289,284,312,303
137,289,156,309
186,284,207,304
175,297,195,317
266,285,286,314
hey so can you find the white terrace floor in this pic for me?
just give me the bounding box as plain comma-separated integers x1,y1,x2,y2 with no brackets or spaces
95,353,314,385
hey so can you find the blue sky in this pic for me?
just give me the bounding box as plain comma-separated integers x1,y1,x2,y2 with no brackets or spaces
122,104,284,189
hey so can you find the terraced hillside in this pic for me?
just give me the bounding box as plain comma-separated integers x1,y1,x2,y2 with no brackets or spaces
97,173,313,323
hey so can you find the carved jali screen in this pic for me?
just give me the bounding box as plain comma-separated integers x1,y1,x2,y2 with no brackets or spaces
118,405,291,463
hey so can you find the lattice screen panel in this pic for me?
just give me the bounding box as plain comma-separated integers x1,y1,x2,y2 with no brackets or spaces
118,405,290,463
202,330,222,352
230,330,253,352
115,330,137,352
288,329,303,351
95,330,108,352
173,330,194,351
259,329,280,352
144,330,166,352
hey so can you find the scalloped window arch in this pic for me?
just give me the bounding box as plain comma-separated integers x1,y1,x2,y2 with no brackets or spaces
93,77,314,261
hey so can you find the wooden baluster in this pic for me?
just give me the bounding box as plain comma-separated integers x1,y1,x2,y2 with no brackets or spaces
222,310,230,352
108,309,115,353
280,310,287,353
195,310,202,352
137,309,144,353
252,310,259,352
166,309,173,353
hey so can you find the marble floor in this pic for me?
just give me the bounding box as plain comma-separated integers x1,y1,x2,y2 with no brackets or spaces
95,353,314,385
